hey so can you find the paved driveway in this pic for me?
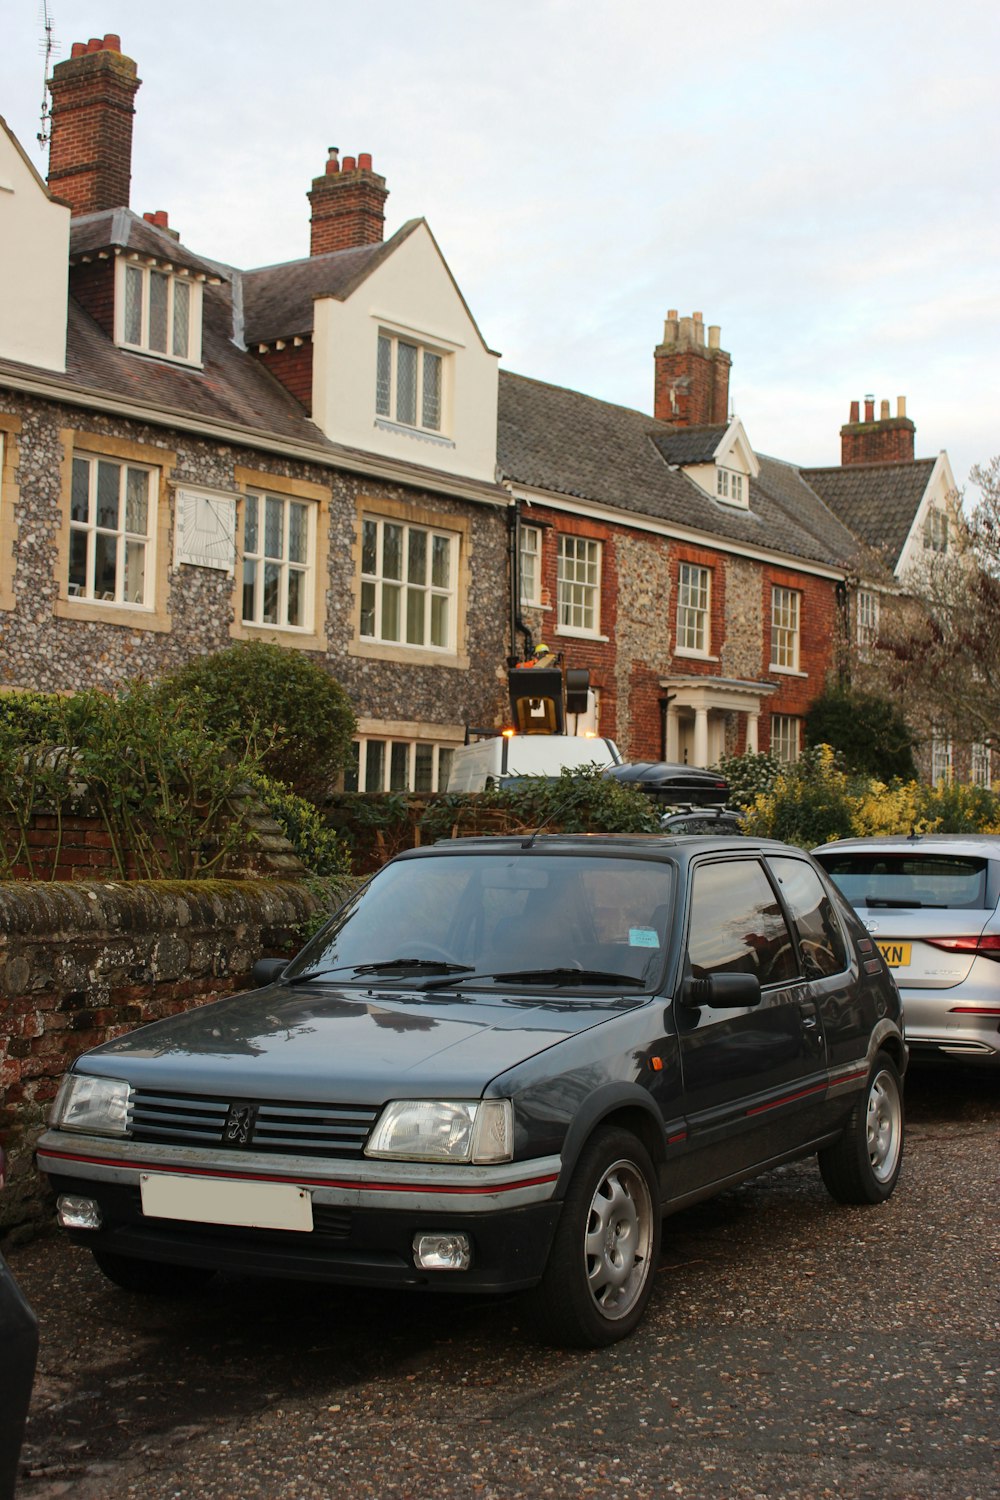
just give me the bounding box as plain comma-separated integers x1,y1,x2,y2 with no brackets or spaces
7,1067,999,1500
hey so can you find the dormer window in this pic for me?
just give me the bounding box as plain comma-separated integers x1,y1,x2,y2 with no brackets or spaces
716,466,744,505
115,258,203,365
376,332,444,434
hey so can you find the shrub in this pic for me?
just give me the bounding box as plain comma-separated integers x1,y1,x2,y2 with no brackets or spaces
805,688,917,780
0,683,267,879
157,641,356,800
714,751,781,809
743,746,856,848
247,773,352,876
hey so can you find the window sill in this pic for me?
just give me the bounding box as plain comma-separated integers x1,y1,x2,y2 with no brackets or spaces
54,596,172,633
118,344,204,372
349,638,469,670
769,665,808,678
230,620,327,653
675,648,719,662
555,626,608,643
374,418,456,450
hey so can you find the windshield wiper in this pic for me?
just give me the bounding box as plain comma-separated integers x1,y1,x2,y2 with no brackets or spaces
864,897,945,909
291,959,474,984
351,959,475,976
490,967,647,988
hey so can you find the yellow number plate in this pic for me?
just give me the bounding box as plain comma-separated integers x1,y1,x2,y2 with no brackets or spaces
877,941,911,968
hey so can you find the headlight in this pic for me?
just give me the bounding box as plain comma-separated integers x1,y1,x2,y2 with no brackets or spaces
365,1099,513,1164
51,1074,131,1137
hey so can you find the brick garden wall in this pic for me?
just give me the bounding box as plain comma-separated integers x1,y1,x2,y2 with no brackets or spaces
0,875,356,1239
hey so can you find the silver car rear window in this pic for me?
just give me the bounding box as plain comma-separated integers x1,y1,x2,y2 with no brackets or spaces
819,854,989,910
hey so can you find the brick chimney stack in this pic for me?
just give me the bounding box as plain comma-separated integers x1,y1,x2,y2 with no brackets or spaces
654,311,731,427
840,395,915,465
308,148,388,255
46,35,141,216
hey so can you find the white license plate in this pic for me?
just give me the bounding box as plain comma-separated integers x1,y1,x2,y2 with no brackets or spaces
140,1173,313,1232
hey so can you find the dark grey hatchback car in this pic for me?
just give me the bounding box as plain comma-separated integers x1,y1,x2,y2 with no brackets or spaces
38,835,906,1347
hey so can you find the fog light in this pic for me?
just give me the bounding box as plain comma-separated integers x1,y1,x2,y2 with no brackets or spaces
57,1194,103,1230
413,1232,471,1271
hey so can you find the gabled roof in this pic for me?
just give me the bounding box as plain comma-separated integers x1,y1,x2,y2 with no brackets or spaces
802,459,937,570
69,209,221,280
240,221,423,345
498,371,866,571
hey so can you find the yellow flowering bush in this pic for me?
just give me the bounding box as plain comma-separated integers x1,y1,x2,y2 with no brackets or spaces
742,745,1000,848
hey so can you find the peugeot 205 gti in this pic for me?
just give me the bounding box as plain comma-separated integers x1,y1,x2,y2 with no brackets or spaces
38,834,906,1347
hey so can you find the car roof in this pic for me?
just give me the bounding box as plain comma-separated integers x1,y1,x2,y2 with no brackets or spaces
814,834,1000,857
402,833,804,862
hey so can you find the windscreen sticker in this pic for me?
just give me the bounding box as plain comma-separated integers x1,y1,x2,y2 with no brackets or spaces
629,928,660,948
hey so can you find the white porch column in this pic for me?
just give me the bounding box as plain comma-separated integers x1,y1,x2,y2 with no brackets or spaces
693,707,709,767
665,705,680,762
746,712,759,754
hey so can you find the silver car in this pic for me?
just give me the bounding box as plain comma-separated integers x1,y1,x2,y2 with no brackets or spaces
813,834,1000,1068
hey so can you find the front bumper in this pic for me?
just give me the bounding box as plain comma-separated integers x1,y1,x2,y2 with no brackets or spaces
37,1131,564,1293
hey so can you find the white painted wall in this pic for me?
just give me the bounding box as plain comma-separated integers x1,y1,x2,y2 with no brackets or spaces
311,222,499,484
0,119,69,372
896,451,959,578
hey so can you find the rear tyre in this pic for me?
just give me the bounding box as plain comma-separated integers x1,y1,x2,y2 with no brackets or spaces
535,1127,660,1348
92,1249,216,1296
819,1051,904,1204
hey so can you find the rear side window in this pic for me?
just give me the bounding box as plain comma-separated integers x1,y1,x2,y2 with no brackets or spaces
819,853,989,911
686,859,798,988
769,857,848,977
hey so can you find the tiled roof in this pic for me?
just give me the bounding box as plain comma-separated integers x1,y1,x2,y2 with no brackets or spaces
69,209,222,280
241,221,421,344
803,460,935,569
498,371,865,570
61,290,324,441
651,425,727,465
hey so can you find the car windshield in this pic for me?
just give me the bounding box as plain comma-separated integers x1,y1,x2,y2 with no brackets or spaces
818,853,990,911
285,852,674,991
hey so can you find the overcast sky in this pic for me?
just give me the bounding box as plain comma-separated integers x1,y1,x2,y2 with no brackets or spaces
4,0,998,493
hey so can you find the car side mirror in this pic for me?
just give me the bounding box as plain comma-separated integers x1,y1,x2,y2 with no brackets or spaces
252,957,287,988
681,972,762,1009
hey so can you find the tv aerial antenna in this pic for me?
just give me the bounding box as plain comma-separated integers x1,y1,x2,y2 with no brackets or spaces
37,0,60,151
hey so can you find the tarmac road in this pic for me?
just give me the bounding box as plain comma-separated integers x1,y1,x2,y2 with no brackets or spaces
6,1065,999,1500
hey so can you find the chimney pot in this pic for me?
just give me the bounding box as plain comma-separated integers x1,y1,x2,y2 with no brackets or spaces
708,325,721,349
667,309,678,320
71,41,86,57
87,37,103,52
880,399,890,420
849,400,860,423
103,34,121,51
358,152,373,170
897,395,907,418
864,396,875,422
342,155,357,172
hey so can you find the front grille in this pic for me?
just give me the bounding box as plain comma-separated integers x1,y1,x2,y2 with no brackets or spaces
129,1089,380,1159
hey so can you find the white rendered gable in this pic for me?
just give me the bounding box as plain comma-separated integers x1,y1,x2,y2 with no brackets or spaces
310,222,499,485
0,118,70,372
896,451,959,580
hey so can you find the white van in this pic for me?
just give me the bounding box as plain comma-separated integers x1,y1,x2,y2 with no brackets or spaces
446,734,622,793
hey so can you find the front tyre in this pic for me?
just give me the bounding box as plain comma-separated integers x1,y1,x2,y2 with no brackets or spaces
819,1051,904,1204
535,1127,660,1348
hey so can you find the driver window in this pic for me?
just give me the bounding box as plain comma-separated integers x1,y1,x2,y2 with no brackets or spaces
687,860,798,988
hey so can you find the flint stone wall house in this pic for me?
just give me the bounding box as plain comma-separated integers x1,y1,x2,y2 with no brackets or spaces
0,35,508,796
0,33,964,780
